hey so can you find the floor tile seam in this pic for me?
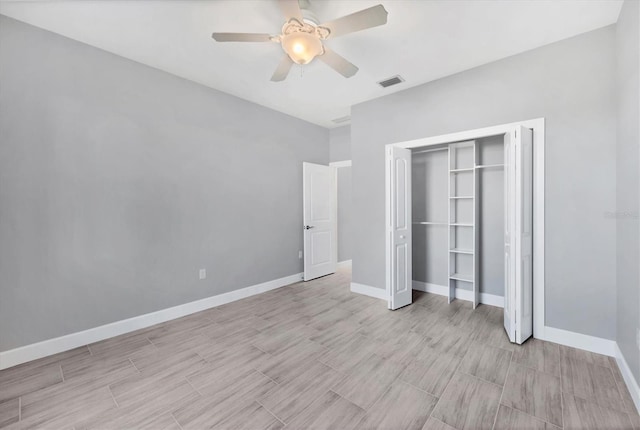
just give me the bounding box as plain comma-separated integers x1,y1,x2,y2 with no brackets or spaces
361,379,394,413
425,332,474,426
107,385,120,409
327,389,368,413
559,353,613,370
497,404,564,429
255,369,280,387
170,411,185,430
502,397,564,428
255,399,287,427
456,367,507,390
481,340,517,356
562,390,637,418
510,357,562,379
250,342,273,356
128,358,141,374
182,376,203,397
396,375,441,398
492,355,511,430
606,361,638,414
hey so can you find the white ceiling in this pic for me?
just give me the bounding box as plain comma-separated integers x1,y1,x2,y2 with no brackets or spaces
0,0,623,128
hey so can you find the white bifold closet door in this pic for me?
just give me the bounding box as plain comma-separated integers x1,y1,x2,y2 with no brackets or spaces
386,146,412,310
504,126,533,344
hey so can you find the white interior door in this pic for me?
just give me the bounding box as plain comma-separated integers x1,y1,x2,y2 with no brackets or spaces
504,126,534,344
386,146,412,310
303,162,337,281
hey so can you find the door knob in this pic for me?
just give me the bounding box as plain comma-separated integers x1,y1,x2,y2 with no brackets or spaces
304,225,314,230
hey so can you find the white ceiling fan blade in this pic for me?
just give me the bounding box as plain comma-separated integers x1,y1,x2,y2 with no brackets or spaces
318,47,358,78
211,33,274,42
278,0,303,21
271,55,294,82
320,4,388,39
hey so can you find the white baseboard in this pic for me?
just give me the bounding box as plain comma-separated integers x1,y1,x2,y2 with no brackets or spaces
615,343,640,413
412,281,504,308
337,259,352,268
0,272,303,370
350,282,386,300
539,325,617,357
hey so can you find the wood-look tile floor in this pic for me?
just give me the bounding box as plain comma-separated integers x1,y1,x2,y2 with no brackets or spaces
1,266,638,430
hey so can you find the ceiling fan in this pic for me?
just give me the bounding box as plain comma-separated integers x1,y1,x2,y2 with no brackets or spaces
211,0,388,82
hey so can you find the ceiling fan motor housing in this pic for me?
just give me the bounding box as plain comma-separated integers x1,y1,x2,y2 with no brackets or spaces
280,19,328,64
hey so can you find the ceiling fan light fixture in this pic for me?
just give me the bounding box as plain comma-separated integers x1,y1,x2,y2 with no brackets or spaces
211,2,389,81
281,31,324,65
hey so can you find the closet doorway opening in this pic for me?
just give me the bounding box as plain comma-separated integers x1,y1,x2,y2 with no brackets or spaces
385,119,545,344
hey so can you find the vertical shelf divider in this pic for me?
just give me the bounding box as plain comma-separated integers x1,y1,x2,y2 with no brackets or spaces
448,141,476,305
447,146,454,303
473,143,480,309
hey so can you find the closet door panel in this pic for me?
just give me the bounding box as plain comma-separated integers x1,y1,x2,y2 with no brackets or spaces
504,132,517,342
515,126,534,343
386,146,412,310
504,126,534,344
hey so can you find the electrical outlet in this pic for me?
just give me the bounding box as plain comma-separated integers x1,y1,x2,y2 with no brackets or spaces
299,250,303,259
199,269,206,280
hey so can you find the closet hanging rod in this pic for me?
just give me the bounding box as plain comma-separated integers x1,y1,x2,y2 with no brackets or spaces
413,147,448,154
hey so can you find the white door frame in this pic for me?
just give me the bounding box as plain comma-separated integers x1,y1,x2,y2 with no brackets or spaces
385,118,545,339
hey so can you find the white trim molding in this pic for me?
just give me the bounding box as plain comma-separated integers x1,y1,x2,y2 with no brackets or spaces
539,326,617,357
329,160,352,168
0,272,303,370
350,282,386,300
337,259,352,268
412,281,504,308
615,344,640,413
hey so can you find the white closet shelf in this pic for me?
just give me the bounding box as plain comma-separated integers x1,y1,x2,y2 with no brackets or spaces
450,196,473,199
450,168,474,173
450,223,473,227
413,221,448,225
450,248,474,254
475,164,504,169
450,273,473,282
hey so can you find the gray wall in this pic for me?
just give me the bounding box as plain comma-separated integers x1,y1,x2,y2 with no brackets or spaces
330,125,352,263
616,0,640,382
337,168,353,263
0,16,329,352
412,149,449,287
330,126,351,162
351,25,618,340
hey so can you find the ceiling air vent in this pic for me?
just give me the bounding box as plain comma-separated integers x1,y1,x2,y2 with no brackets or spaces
377,75,404,88
332,115,351,124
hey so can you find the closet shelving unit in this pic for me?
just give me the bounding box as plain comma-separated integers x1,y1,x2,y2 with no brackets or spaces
448,141,476,306
446,140,505,308
412,139,505,309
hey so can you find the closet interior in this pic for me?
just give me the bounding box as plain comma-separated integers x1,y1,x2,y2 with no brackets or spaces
411,134,505,309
